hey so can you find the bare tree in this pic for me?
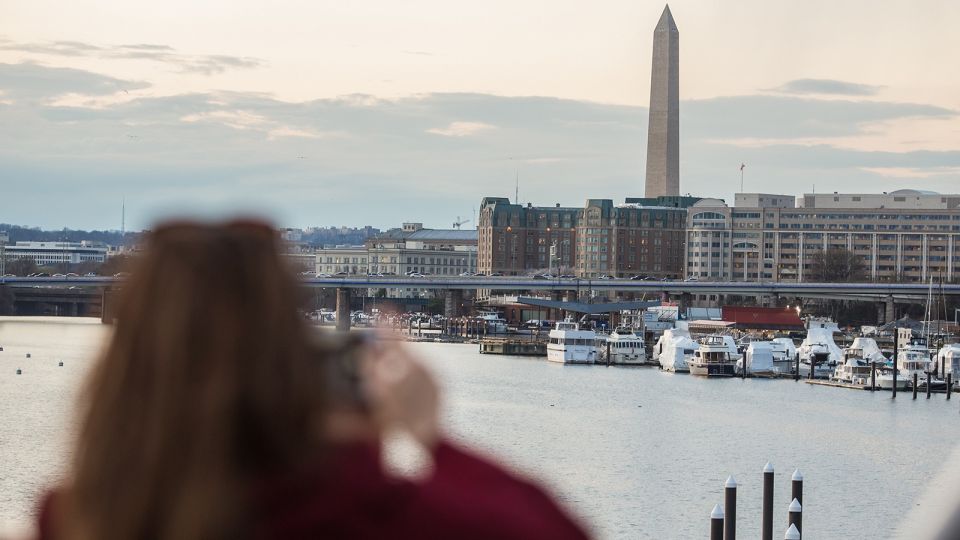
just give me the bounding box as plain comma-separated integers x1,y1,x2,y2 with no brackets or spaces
809,248,867,283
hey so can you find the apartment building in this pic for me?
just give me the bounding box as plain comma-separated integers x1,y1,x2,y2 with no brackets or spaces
686,190,960,283
478,196,691,278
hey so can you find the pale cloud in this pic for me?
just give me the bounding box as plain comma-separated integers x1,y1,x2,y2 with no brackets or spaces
2,63,960,230
0,39,262,75
427,121,496,137
770,78,883,96
181,109,271,130
860,167,960,179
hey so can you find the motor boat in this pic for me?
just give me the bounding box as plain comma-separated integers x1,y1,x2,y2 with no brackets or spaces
547,320,598,364
739,341,776,377
833,346,875,387
476,312,509,334
652,328,695,373
898,336,934,388
936,344,960,389
770,337,798,375
798,318,842,379
689,335,736,377
601,327,647,365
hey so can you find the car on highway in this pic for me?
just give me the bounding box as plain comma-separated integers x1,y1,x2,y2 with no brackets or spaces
597,274,613,280
683,276,699,282
84,272,97,277
332,271,349,276
489,272,504,277
559,274,576,279
458,271,475,277
408,272,425,278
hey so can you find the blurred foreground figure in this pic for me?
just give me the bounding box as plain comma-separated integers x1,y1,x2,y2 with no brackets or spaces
36,220,589,540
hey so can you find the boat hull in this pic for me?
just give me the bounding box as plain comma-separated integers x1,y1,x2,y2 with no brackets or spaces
689,362,736,377
547,344,597,364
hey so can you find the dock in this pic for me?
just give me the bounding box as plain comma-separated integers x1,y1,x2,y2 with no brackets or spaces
479,338,546,356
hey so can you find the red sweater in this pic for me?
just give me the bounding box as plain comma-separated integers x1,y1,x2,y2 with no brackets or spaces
38,441,591,539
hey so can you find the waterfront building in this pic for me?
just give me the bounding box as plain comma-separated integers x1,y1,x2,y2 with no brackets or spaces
576,199,686,279
644,4,680,198
477,197,581,276
478,196,692,279
313,246,367,275
366,223,478,298
4,241,110,266
685,190,960,283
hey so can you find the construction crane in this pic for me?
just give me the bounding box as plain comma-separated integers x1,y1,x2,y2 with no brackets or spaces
453,216,470,229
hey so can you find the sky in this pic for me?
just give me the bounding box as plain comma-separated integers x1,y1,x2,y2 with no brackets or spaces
1,0,959,231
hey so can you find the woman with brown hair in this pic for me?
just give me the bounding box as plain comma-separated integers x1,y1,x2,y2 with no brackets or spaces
37,220,589,540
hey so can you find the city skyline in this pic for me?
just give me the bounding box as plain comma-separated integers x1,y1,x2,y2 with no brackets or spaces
1,1,958,230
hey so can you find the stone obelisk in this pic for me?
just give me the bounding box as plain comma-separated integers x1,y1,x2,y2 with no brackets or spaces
644,4,679,198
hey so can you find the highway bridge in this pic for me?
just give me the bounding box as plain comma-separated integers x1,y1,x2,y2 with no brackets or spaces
2,276,958,302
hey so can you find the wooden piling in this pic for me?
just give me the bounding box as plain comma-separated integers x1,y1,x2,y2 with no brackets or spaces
913,373,918,399
787,498,802,538
762,463,774,540
927,372,932,399
710,504,724,540
791,470,803,506
724,476,737,540
947,374,952,400
870,362,876,391
892,331,898,399
794,355,799,382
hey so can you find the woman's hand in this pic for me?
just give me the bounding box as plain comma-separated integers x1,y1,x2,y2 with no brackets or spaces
361,340,441,450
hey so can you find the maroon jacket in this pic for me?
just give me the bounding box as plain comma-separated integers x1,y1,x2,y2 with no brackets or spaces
39,441,591,539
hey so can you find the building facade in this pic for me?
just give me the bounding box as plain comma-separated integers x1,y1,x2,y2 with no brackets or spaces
4,241,110,266
686,191,960,283
478,196,690,279
477,197,579,276
576,199,686,279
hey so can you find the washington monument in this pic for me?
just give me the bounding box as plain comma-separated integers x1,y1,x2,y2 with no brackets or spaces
644,4,679,198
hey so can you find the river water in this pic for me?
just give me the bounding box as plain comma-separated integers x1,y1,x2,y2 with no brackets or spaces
1,317,959,539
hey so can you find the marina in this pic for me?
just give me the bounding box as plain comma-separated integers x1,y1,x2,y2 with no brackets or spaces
3,317,960,539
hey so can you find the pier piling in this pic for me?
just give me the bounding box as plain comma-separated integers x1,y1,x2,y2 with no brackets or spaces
927,373,932,399
762,463,774,540
892,332,898,399
947,374,952,400
791,470,803,506
710,504,724,540
724,476,737,540
794,355,799,382
787,498,802,538
913,373,918,399
784,523,800,540
870,362,876,391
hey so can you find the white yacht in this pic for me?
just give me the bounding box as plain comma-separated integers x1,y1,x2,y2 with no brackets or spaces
689,335,736,377
601,327,647,365
898,336,933,386
653,328,696,373
740,341,776,377
547,320,598,364
770,337,798,375
937,344,960,381
476,312,509,334
833,347,874,386
798,318,843,379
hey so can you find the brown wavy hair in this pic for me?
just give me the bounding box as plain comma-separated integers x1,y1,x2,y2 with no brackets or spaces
59,220,327,539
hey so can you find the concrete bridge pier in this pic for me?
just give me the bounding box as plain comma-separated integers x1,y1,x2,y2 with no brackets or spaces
335,288,351,332
550,291,562,321
877,302,886,325
679,292,692,314
660,290,670,305
100,288,119,324
885,295,895,323
444,289,463,319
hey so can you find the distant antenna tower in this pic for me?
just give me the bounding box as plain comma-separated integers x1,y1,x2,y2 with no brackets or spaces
515,170,519,205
